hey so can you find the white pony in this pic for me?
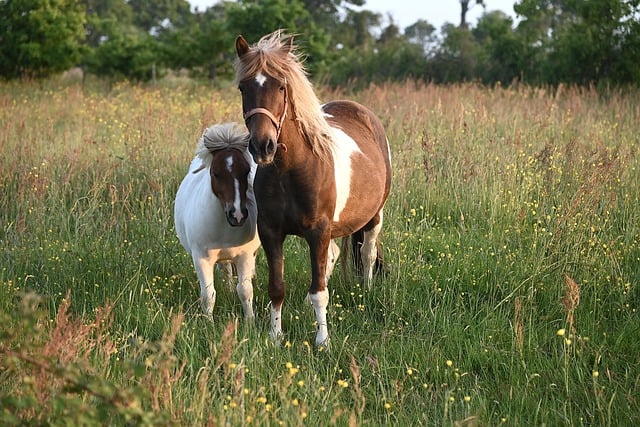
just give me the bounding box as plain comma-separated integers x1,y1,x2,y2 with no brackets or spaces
174,123,260,319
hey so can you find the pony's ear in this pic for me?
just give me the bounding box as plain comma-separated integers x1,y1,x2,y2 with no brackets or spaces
235,35,250,58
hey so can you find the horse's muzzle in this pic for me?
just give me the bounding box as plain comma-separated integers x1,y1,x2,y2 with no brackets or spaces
249,138,277,165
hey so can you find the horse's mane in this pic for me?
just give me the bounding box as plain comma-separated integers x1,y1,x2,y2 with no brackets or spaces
234,30,334,161
195,122,252,168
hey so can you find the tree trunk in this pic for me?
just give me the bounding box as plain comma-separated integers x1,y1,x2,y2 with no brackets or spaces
460,0,470,28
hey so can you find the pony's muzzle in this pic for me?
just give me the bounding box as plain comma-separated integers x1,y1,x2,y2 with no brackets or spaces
226,207,248,227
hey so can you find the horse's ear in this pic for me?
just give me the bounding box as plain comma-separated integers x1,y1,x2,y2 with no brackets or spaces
235,35,250,58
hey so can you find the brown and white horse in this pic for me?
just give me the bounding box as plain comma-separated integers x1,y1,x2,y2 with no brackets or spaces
234,31,392,347
174,123,260,320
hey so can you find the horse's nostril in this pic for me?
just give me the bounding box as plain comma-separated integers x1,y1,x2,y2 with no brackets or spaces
265,139,276,155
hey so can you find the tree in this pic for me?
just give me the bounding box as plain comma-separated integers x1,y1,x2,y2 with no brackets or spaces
0,0,86,79
473,11,522,84
224,0,331,75
405,19,438,56
548,0,640,84
514,0,640,85
158,5,230,80
84,26,160,81
460,0,485,28
128,0,192,32
428,23,480,82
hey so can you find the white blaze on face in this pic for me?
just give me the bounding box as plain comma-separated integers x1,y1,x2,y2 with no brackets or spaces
255,72,267,87
232,178,243,223
225,155,243,223
329,126,361,222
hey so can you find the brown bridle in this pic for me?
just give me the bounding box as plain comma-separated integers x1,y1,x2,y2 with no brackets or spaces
243,80,288,151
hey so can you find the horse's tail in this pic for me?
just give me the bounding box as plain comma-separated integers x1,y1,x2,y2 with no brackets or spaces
340,230,388,279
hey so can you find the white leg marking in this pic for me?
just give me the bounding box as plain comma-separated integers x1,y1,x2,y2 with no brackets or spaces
362,211,383,289
235,255,255,321
270,303,283,342
309,289,330,347
194,256,216,317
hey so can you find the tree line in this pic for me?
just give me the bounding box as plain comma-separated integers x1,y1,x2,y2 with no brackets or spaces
1,0,639,87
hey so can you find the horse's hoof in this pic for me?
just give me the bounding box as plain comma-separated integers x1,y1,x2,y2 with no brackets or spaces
270,330,284,346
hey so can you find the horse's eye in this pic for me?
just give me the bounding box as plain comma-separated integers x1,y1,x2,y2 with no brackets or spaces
279,85,285,92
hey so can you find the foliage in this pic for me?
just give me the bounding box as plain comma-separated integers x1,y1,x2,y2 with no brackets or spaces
0,0,86,78
84,25,161,81
1,78,639,425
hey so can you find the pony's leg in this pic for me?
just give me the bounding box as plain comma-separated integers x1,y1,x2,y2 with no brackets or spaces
362,210,383,289
307,227,332,348
193,255,216,317
326,239,340,282
234,253,255,321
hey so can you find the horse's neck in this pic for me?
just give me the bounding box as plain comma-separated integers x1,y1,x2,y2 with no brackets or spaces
276,119,317,171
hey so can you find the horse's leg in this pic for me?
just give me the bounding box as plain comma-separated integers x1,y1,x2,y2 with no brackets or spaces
193,254,216,317
260,230,286,342
234,252,255,321
326,239,340,282
307,226,331,348
362,210,383,289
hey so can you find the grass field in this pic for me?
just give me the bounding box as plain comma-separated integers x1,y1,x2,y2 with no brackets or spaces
1,77,639,426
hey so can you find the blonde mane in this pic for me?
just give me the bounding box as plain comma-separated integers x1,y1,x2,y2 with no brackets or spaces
234,30,334,161
195,122,251,168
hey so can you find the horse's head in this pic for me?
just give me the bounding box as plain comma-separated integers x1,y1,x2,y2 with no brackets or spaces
235,34,293,165
209,148,252,226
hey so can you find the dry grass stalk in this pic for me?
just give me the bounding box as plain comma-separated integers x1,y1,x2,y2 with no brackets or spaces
349,354,365,419
562,274,581,334
513,296,524,353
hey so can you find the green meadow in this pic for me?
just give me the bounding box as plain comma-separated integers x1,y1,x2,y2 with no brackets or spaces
1,78,639,426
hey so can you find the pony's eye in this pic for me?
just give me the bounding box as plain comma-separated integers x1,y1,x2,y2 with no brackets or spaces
279,85,285,92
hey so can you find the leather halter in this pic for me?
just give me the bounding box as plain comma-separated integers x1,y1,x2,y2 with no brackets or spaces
243,80,288,148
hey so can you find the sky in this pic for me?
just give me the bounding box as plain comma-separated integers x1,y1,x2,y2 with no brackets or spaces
188,1,520,31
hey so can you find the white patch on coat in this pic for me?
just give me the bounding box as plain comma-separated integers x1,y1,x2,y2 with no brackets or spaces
329,126,361,222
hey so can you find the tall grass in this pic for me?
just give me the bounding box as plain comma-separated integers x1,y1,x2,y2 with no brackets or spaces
1,78,639,425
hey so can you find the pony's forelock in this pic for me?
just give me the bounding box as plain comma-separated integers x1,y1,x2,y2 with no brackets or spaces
195,123,251,167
